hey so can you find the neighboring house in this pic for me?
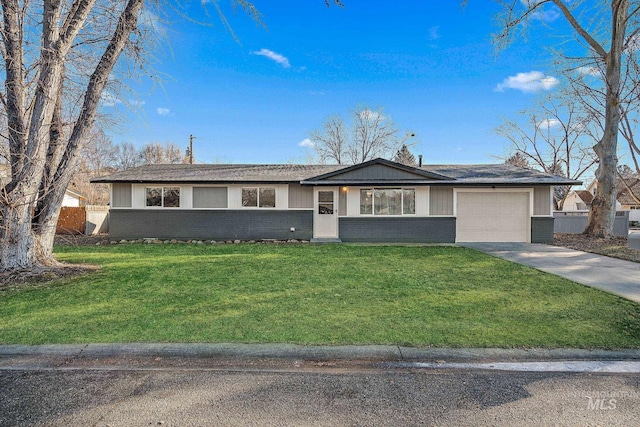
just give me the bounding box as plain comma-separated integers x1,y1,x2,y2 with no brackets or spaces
562,190,594,211
62,189,88,207
563,179,636,212
91,158,579,244
617,179,640,211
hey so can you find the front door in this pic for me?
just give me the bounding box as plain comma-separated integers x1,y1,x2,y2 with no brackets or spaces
313,188,338,238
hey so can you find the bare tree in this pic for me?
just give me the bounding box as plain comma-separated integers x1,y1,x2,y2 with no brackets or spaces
73,126,117,205
165,143,187,164
497,97,598,209
139,142,186,165
112,141,141,170
493,0,640,238
81,127,117,173
309,115,348,164
309,107,416,164
0,0,263,271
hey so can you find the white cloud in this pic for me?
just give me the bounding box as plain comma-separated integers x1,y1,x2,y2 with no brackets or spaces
428,26,440,41
495,71,559,93
100,91,122,107
129,99,146,106
520,0,561,22
358,109,382,121
252,48,291,68
298,138,315,148
625,33,640,52
577,66,601,77
139,9,166,36
530,9,561,22
520,0,562,22
537,118,561,130
156,107,170,116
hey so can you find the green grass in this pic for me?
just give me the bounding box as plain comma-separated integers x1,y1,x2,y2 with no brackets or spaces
1,244,640,348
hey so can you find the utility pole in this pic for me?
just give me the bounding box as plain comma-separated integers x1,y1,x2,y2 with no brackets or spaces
188,134,197,164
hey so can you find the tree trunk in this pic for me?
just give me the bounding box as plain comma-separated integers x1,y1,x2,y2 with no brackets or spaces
583,0,626,238
0,199,37,270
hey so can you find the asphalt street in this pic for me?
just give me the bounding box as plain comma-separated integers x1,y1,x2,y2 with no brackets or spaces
2,357,640,426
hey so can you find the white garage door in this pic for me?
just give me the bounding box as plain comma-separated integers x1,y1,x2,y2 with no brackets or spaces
456,191,530,243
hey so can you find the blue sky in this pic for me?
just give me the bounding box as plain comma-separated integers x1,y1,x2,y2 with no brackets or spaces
104,0,574,165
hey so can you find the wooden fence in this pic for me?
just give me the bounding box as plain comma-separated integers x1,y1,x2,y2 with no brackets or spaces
56,207,86,234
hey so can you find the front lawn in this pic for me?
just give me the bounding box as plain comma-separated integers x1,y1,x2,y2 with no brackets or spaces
1,244,639,348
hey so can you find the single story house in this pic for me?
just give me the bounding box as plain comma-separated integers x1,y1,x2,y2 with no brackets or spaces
92,158,580,243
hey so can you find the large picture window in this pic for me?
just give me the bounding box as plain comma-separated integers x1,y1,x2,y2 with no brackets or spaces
242,187,276,208
360,188,415,215
146,187,180,208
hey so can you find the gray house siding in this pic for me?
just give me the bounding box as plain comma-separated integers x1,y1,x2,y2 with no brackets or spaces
339,217,456,243
533,186,550,216
531,217,554,243
193,187,228,208
339,189,347,216
110,209,313,241
326,164,431,181
429,186,453,216
112,183,132,208
288,184,313,208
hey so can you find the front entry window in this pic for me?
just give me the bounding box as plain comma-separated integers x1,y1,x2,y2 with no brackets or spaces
318,191,334,214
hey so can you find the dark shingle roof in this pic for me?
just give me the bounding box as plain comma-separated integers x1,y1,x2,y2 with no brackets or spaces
425,164,579,185
617,179,640,206
91,163,344,184
91,160,581,186
575,190,594,205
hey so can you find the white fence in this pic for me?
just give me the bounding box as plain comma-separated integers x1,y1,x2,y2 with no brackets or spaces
85,205,109,235
553,211,629,236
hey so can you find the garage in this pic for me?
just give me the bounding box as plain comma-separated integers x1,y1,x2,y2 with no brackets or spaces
456,190,531,243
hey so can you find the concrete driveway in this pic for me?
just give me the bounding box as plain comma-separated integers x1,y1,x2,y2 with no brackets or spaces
462,243,640,304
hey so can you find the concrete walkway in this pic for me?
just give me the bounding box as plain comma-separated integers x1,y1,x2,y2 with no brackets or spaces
462,243,640,303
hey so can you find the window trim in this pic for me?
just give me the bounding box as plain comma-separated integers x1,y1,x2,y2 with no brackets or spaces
241,186,277,208
359,187,416,216
145,186,181,208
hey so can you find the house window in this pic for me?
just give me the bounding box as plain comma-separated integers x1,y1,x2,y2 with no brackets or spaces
360,188,416,215
360,189,373,215
318,191,334,214
146,187,180,208
242,187,276,208
403,189,416,214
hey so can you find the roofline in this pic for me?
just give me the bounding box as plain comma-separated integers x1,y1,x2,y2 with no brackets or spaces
90,179,303,185
301,181,582,186
303,158,454,182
